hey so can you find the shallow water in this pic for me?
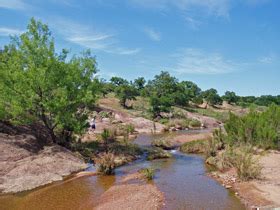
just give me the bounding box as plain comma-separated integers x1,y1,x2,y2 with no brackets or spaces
0,132,245,210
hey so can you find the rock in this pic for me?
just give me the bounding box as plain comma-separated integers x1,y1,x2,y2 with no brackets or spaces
0,134,87,194
175,125,182,130
225,185,232,189
147,148,172,160
112,119,122,124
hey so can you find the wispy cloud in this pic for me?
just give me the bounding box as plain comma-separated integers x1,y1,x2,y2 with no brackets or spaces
259,54,275,64
172,48,240,74
0,27,24,36
185,16,202,30
0,0,28,10
144,27,161,41
128,0,232,17
51,18,140,55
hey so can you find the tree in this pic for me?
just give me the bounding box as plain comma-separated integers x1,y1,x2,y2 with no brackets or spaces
110,76,128,87
133,77,146,90
223,91,238,104
115,84,138,108
146,71,179,117
0,18,99,143
174,81,201,106
149,94,173,118
202,88,222,107
99,79,114,97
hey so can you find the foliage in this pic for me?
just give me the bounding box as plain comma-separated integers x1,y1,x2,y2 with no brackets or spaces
115,84,138,108
189,119,202,128
223,91,238,104
205,128,225,157
180,139,208,154
225,104,280,149
93,152,116,175
234,146,262,181
110,76,128,87
133,77,146,91
202,88,222,106
139,167,155,180
0,18,99,143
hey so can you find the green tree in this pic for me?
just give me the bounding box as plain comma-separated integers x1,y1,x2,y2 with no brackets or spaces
146,71,178,117
115,84,138,108
133,77,146,91
0,18,99,143
202,88,222,107
110,76,128,87
223,91,238,104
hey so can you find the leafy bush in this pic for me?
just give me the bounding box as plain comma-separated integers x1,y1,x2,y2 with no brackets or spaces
139,168,155,180
93,152,116,175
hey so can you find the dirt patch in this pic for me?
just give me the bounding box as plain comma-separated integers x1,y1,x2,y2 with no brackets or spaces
209,151,280,209
0,133,87,194
94,183,164,210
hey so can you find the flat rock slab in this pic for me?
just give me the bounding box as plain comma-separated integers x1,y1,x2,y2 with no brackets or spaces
0,133,87,193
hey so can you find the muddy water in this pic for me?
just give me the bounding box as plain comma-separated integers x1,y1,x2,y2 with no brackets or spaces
0,132,245,210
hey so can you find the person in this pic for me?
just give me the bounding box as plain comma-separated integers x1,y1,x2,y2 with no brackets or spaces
90,117,96,130
91,118,95,130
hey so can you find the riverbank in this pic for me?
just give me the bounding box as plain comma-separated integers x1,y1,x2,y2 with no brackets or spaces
208,150,280,209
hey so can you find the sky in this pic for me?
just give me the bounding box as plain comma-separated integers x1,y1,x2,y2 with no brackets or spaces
0,0,279,96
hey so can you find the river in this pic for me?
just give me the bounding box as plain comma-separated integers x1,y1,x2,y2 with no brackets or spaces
0,131,245,210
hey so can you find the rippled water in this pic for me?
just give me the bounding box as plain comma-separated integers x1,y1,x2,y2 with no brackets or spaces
0,132,245,210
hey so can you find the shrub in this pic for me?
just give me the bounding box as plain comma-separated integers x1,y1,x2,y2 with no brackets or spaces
205,128,225,157
189,119,202,128
99,111,111,118
93,152,116,175
234,146,262,181
225,104,280,149
139,168,155,180
206,146,262,180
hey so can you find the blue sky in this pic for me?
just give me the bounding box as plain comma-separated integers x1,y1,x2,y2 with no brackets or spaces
0,0,279,96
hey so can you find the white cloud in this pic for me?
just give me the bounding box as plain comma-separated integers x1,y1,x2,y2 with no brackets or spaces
0,27,23,36
50,18,140,55
0,0,28,10
259,55,275,64
144,27,161,41
172,48,239,74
